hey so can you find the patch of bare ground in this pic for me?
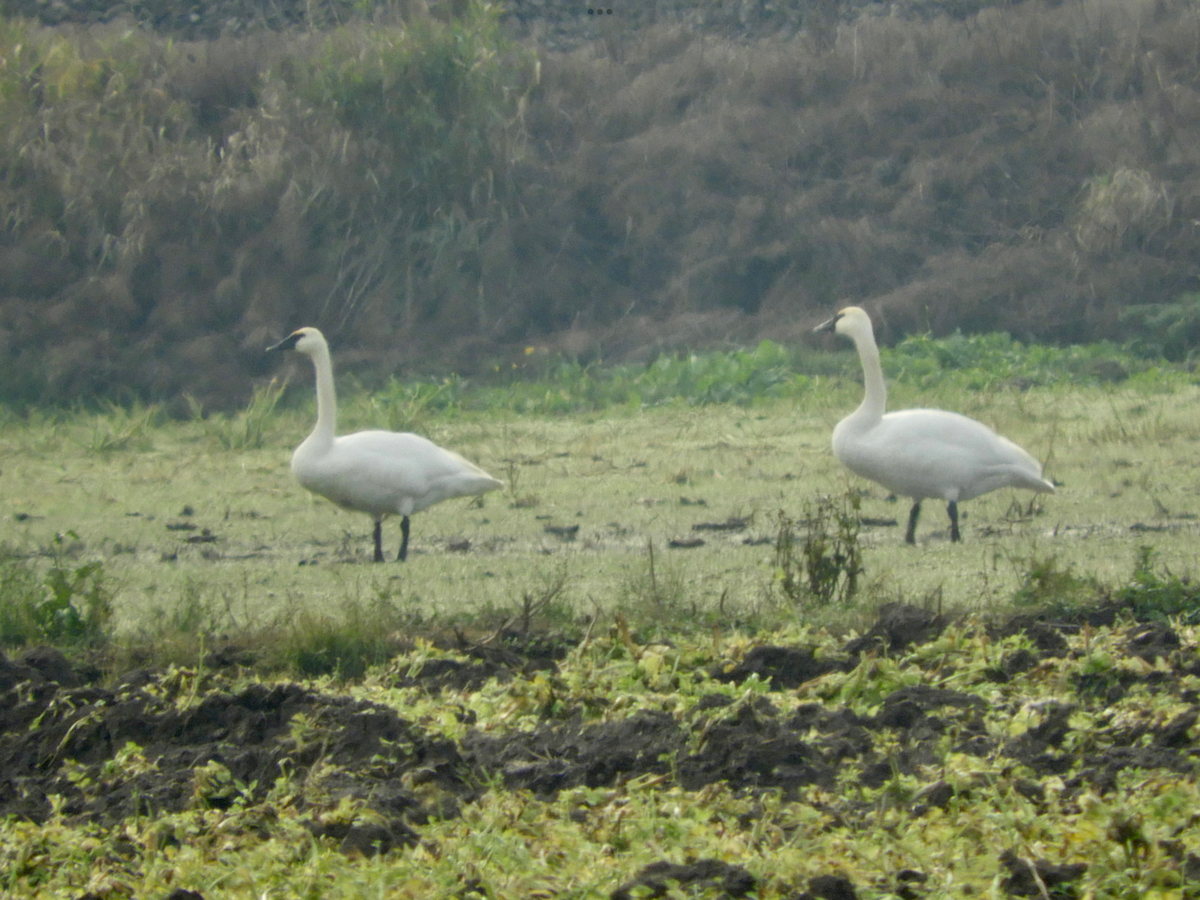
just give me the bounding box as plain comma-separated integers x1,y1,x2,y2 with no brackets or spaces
4,601,1200,894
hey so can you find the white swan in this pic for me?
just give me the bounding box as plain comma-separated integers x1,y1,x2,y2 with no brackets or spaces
814,307,1053,543
268,327,503,562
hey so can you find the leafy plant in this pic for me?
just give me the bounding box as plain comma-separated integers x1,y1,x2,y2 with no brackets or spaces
774,494,863,607
343,374,464,434
191,759,254,810
0,546,45,647
1010,546,1200,622
0,533,113,647
1118,293,1200,363
1114,546,1200,623
883,330,1165,393
475,341,816,414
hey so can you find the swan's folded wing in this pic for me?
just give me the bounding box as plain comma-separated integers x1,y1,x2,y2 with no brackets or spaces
843,410,1049,500
308,431,502,515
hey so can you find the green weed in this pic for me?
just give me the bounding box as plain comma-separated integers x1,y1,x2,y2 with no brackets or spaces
884,331,1168,392
1114,546,1200,622
1011,552,1103,614
1008,546,1200,622
1119,293,1200,363
404,334,1192,418
477,341,815,414
774,495,863,608
342,374,464,434
0,533,112,648
125,577,250,670
0,546,44,647
618,540,688,626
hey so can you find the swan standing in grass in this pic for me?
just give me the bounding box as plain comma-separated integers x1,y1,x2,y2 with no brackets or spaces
814,306,1053,543
267,327,503,562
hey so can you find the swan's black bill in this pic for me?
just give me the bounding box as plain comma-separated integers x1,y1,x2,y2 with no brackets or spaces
813,312,843,334
267,332,302,353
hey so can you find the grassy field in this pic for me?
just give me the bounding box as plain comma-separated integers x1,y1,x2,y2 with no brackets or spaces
3,339,1199,645
4,336,1200,899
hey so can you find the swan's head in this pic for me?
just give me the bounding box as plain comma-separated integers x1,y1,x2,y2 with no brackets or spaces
267,326,328,357
814,306,874,342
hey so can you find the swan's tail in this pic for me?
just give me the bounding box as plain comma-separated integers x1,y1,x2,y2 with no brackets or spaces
1013,468,1055,494
1032,475,1055,493
998,436,1055,494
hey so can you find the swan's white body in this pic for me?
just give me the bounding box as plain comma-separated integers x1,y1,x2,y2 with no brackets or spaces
269,327,502,561
815,307,1053,543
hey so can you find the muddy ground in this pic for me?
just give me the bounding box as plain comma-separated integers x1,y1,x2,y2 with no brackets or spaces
3,603,1200,898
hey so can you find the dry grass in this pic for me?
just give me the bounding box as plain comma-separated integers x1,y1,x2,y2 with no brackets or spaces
3,372,1199,650
4,0,1200,409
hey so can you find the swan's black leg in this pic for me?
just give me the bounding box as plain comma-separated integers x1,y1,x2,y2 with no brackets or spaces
947,501,961,542
397,515,410,562
373,520,385,562
905,502,921,544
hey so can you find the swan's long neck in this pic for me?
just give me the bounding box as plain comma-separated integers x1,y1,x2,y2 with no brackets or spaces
848,327,887,428
307,343,337,449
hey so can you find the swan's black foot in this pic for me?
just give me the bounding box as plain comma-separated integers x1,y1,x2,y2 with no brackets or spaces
947,501,961,542
373,520,385,562
397,515,410,562
905,502,921,544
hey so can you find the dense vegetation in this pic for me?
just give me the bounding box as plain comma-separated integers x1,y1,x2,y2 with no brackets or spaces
3,335,1200,897
1,0,1200,410
4,1,1200,887
0,307,1197,897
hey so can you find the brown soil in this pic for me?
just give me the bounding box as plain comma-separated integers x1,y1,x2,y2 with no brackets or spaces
4,602,1199,897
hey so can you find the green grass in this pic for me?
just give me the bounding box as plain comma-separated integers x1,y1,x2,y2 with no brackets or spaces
320,331,1193,434
1,333,1198,666
4,335,1200,899
186,378,288,451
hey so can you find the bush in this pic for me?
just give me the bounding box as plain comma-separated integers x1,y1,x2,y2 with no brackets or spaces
0,4,535,410
6,0,1200,410
774,496,863,608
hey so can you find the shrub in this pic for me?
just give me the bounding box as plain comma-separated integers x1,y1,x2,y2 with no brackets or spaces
774,495,863,608
7,0,1200,410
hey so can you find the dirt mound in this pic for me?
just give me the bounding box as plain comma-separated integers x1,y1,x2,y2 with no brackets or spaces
611,859,756,900
5,601,1200,900
0,649,478,841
